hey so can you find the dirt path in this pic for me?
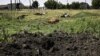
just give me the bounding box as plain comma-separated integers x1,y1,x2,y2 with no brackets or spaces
0,31,100,56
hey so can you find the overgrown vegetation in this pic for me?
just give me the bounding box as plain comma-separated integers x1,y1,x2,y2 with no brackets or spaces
0,10,99,37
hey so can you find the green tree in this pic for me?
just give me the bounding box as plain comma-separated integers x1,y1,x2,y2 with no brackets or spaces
32,1,39,8
71,2,80,9
80,2,90,9
92,0,100,9
44,0,59,9
57,2,66,9
66,3,71,9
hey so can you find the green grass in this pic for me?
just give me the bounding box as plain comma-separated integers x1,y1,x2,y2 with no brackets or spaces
73,12,100,18
0,9,100,41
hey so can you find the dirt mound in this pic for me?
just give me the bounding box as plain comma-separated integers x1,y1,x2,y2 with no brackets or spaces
0,31,100,56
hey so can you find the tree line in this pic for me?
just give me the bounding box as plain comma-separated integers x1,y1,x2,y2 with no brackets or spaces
44,1,90,9
32,0,100,9
0,0,100,10
44,0,100,9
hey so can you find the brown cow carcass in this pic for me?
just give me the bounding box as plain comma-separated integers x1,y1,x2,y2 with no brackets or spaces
48,17,59,24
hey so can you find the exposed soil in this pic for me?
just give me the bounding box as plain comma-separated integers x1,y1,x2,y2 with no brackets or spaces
0,31,100,56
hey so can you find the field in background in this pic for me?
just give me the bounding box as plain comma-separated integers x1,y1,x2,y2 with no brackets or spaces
0,9,100,40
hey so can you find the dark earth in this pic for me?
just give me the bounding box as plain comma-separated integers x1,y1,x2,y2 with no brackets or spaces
0,31,100,56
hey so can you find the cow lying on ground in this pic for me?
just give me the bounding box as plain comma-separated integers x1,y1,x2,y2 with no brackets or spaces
17,15,28,20
48,17,59,24
34,12,46,15
61,13,70,18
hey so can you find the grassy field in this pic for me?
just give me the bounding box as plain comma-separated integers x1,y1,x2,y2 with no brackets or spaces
0,9,100,40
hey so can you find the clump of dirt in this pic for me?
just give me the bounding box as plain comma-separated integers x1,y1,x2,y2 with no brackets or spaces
0,31,100,56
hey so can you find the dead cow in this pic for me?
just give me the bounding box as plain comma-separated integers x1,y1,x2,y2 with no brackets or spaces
34,12,46,15
17,15,27,20
48,17,59,24
61,13,70,18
